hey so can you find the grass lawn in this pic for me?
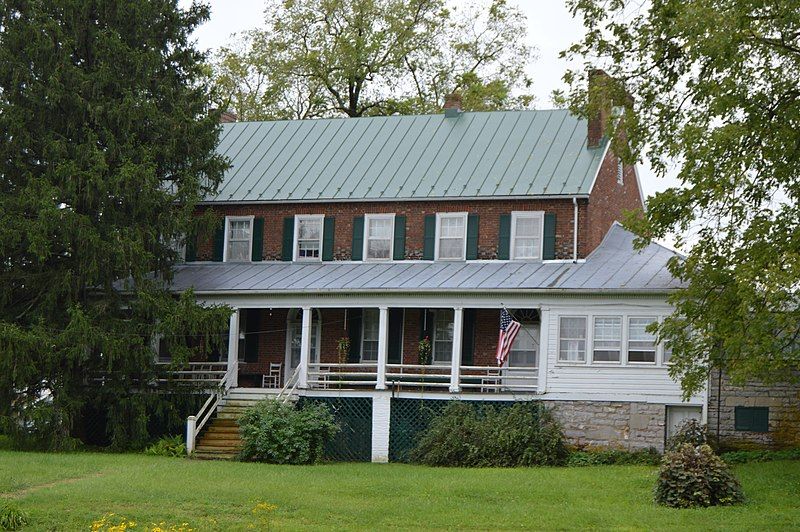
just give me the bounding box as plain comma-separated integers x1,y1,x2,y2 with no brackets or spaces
1,451,798,531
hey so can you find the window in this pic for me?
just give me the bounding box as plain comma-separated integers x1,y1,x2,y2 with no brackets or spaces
735,407,769,432
361,308,379,361
628,317,657,363
435,213,467,260
432,309,454,363
224,216,253,262
617,159,624,185
364,214,394,261
663,341,673,364
509,324,539,367
294,215,323,261
593,316,621,362
510,211,544,260
559,316,587,362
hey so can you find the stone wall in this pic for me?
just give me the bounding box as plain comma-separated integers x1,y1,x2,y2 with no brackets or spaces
707,370,800,449
548,400,666,451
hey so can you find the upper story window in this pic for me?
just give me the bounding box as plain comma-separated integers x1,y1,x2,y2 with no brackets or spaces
224,216,253,262
294,214,324,261
617,159,624,185
558,316,587,362
628,317,657,363
435,213,467,261
510,211,544,260
361,308,379,362
593,316,622,363
364,214,394,261
432,309,454,364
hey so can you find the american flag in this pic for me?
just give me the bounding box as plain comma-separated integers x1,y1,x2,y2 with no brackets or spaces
496,308,521,366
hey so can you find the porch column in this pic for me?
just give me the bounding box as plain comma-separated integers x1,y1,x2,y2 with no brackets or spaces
537,306,550,393
375,306,389,390
449,307,464,393
226,309,240,389
298,306,312,388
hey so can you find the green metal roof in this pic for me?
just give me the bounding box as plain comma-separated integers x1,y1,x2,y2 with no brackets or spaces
208,109,606,203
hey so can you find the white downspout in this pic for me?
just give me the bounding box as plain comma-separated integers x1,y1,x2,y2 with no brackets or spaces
572,197,579,262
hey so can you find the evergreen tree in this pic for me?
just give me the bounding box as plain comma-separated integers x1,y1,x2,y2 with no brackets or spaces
0,0,231,448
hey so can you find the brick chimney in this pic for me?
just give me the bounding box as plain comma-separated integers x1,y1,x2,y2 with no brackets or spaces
587,69,611,148
219,110,238,123
443,92,463,118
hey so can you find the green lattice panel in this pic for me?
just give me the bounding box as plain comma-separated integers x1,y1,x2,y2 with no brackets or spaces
298,397,372,462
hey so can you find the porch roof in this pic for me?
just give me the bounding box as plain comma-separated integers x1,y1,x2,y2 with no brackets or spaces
165,224,682,294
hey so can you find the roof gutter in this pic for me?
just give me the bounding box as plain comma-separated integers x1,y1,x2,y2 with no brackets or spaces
196,194,592,206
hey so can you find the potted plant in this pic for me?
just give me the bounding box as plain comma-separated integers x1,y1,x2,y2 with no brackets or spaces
418,336,432,393
337,336,350,365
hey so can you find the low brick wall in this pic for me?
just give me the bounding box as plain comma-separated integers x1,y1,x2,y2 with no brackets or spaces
548,400,666,451
707,370,800,449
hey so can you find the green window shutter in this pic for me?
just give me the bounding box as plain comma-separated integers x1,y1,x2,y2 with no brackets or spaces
281,217,294,261
184,232,197,262
347,309,362,362
543,212,556,260
251,217,264,262
388,308,404,364
244,309,260,363
423,215,436,260
211,222,225,262
351,216,364,261
461,309,476,365
322,216,335,261
735,407,769,432
498,214,511,260
393,215,406,260
466,214,479,260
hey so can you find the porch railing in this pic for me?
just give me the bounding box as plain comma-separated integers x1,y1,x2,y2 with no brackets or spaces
186,371,227,455
307,362,378,389
156,361,228,384
459,365,538,392
385,363,452,389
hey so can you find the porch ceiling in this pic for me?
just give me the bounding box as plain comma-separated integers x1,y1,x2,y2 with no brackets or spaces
163,224,683,294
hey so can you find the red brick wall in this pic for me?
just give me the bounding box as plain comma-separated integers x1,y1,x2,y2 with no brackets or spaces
195,198,588,261
585,148,644,254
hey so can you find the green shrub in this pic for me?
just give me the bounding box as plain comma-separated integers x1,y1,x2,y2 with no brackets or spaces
238,400,338,464
655,444,745,508
0,503,29,531
567,447,661,467
720,448,800,464
144,435,186,457
410,401,568,467
666,418,708,451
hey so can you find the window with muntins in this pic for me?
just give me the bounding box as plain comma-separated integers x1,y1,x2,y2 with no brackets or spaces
436,213,467,260
628,317,657,363
295,215,323,261
433,309,454,363
364,214,393,260
361,308,379,361
593,316,622,362
511,212,543,260
509,323,539,367
225,217,253,262
559,316,587,362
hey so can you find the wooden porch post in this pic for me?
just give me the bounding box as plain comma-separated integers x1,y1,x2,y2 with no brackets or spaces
226,309,240,389
375,306,389,390
450,307,464,393
298,306,311,388
538,306,550,393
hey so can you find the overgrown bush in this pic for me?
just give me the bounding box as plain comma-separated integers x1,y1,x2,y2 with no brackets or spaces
144,435,186,457
238,400,338,464
0,503,29,531
720,448,800,464
410,401,568,467
666,419,708,451
655,444,745,508
567,447,661,467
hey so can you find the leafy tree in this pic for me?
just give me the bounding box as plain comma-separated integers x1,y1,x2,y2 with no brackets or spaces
212,0,535,120
560,1,800,395
0,0,231,448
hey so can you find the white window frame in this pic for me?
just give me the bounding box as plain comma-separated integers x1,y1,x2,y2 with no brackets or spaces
592,315,622,364
223,215,254,263
627,316,658,365
432,309,455,365
361,308,380,362
434,212,468,261
558,316,588,363
363,213,395,262
293,214,324,262
510,211,545,260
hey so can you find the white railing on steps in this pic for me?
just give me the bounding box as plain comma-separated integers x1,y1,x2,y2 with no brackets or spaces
277,365,301,404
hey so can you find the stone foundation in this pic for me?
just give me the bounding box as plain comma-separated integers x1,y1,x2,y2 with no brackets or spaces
548,400,666,451
708,370,800,449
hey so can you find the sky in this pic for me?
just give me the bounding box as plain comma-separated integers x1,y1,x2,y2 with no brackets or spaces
179,0,681,213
